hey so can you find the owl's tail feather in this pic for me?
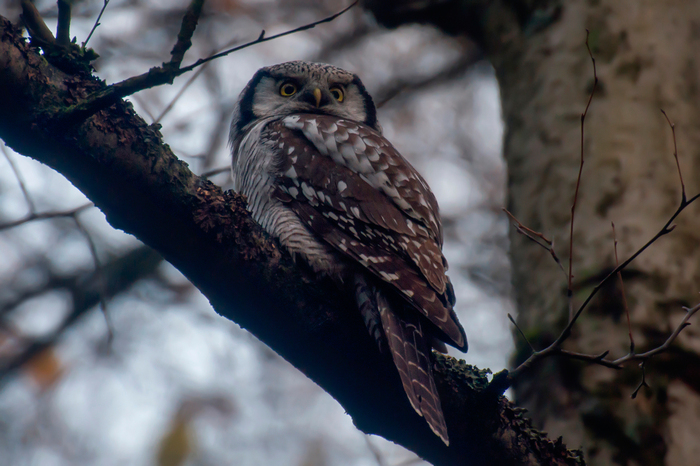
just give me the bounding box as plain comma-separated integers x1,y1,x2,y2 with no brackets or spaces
354,274,384,352
378,291,450,445
355,274,449,445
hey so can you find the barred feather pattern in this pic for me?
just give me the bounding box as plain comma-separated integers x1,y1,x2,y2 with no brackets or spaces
232,112,467,445
354,274,448,444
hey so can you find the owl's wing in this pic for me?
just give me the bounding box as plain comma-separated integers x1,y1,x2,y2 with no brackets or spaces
266,114,465,350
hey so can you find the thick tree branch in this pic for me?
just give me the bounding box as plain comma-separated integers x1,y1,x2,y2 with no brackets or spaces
0,16,581,465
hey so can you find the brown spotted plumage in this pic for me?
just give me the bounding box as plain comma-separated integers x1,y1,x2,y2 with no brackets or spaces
230,61,467,445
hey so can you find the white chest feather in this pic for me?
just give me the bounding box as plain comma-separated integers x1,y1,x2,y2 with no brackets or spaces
232,119,343,275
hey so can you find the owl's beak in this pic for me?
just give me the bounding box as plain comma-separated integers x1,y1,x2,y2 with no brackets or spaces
299,88,328,108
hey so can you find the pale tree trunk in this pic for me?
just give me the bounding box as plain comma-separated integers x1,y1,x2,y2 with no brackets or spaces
369,0,700,463
488,1,700,464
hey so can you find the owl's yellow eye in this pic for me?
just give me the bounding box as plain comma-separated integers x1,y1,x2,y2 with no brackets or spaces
329,86,344,102
280,82,297,97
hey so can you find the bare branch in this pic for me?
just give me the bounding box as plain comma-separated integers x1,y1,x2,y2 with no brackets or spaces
169,0,205,69
511,301,699,377
503,208,566,279
83,0,110,47
566,190,700,336
568,29,598,320
364,436,387,466
73,216,114,343
20,0,56,45
180,0,359,72
374,51,483,108
631,362,649,399
612,222,634,353
154,42,226,124
56,0,72,46
510,187,700,380
660,109,686,202
1,143,35,213
0,246,163,383
201,166,230,179
0,203,93,232
51,1,358,127
508,313,536,353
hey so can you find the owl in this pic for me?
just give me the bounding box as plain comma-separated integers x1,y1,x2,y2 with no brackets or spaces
229,61,467,445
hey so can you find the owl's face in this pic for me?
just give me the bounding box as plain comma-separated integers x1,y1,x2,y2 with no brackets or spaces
231,61,380,148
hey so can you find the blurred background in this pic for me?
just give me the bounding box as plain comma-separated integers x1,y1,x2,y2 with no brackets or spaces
0,1,511,464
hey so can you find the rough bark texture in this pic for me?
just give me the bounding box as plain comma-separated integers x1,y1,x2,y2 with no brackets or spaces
368,0,700,464
493,2,700,465
0,15,583,466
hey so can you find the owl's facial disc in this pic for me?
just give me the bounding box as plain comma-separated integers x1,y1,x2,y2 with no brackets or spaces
232,61,380,138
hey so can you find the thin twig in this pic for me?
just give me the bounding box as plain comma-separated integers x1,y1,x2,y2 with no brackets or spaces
572,195,696,324
0,302,95,383
154,34,244,124
155,54,211,124
660,109,686,203
83,0,110,47
511,302,699,378
509,190,700,380
178,1,359,73
73,216,114,343
568,29,598,321
0,247,164,384
557,349,612,366
130,94,157,122
508,313,536,353
169,0,205,69
53,0,208,127
631,362,649,399
0,204,94,231
612,222,634,353
374,51,483,108
52,1,358,127
503,208,567,279
1,144,35,213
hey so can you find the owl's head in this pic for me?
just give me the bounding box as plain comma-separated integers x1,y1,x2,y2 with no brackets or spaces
231,61,380,146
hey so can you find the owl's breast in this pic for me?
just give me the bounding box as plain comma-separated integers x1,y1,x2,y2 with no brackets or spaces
232,119,345,276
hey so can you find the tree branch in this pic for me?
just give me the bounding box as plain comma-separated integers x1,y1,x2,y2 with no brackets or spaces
50,1,358,127
56,0,72,46
0,246,162,380
0,15,583,466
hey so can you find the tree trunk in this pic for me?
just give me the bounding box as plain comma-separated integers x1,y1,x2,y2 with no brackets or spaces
367,0,700,462
488,1,700,464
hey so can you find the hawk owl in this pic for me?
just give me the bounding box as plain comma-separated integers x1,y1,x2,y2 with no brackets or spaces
229,61,467,444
